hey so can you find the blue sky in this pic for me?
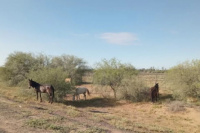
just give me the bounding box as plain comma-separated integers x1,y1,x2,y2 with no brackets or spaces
0,0,200,69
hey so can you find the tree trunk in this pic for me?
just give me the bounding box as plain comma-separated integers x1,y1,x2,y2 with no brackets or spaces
110,85,117,100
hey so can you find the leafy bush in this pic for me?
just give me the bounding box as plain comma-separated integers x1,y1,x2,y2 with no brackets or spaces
167,60,200,100
0,52,37,85
51,54,87,85
24,68,72,102
118,78,150,102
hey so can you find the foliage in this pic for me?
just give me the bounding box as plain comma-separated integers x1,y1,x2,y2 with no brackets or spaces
119,78,150,102
26,67,72,102
93,58,138,99
51,54,87,84
167,60,200,100
0,52,38,85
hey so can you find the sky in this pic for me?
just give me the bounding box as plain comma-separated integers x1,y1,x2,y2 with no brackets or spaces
0,0,200,69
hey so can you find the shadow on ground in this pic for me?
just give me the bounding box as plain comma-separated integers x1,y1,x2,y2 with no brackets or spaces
64,98,123,108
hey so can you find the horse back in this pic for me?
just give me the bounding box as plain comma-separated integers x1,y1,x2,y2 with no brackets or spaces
76,87,87,94
39,84,54,93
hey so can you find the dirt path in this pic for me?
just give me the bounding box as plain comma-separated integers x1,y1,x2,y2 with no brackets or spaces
0,96,130,133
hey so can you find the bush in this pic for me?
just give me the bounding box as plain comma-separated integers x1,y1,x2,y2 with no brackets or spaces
23,68,72,102
118,78,150,102
0,52,38,86
167,60,200,100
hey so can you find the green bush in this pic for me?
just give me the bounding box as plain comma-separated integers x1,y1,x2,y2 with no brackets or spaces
167,60,200,100
118,78,150,102
24,68,72,102
0,52,37,85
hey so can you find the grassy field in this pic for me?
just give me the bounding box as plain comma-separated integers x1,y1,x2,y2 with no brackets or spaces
0,73,200,133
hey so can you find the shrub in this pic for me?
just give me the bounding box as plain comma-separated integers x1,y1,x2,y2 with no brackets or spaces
0,52,37,85
167,60,200,100
118,78,150,102
51,54,88,85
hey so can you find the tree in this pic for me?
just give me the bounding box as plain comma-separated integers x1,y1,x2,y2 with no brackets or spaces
93,58,138,99
51,55,87,84
1,52,37,85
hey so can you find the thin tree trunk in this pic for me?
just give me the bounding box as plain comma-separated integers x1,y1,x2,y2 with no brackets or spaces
110,85,117,100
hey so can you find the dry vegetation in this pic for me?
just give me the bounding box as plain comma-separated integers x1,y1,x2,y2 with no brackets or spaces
0,73,200,133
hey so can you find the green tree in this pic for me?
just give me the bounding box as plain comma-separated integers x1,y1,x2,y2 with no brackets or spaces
51,55,87,84
1,52,37,85
167,60,200,100
93,58,138,99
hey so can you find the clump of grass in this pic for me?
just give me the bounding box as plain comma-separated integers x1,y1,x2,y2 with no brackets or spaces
25,118,70,132
78,127,108,133
167,101,186,112
65,106,81,117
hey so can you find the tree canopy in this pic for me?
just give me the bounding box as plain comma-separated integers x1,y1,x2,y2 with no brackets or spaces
93,58,138,99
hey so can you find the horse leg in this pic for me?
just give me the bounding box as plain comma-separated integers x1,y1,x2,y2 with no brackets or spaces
40,92,42,102
155,93,158,102
49,93,53,104
151,92,154,102
50,93,52,104
48,93,51,103
36,92,38,101
84,92,86,100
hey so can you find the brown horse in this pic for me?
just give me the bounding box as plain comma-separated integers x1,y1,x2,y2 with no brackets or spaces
28,79,54,104
150,83,159,102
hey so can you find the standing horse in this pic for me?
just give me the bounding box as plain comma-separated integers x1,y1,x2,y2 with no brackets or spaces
73,87,90,101
28,79,54,104
150,83,159,102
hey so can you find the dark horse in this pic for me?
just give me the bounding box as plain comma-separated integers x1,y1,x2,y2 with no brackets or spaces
28,79,54,104
150,83,159,102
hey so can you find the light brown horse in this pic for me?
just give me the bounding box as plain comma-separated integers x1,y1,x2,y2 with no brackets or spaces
28,79,54,104
150,83,159,102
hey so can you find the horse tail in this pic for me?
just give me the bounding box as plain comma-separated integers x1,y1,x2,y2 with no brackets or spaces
86,88,90,96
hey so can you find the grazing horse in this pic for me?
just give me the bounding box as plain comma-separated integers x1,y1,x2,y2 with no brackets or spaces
150,83,159,102
73,87,90,101
28,79,54,104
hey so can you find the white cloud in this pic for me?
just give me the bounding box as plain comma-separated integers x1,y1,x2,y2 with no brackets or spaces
100,32,138,45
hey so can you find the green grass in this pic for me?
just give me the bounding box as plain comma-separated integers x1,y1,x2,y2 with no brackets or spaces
25,118,70,132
